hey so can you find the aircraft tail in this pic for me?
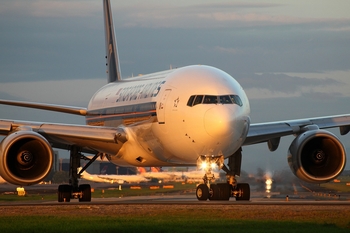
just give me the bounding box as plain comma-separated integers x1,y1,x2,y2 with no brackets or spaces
137,167,147,174
103,0,122,82
100,165,108,174
151,167,161,172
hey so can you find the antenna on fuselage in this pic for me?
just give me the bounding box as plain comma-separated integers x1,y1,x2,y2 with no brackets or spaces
103,0,122,82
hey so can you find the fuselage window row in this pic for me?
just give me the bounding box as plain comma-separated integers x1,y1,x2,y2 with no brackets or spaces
187,95,243,107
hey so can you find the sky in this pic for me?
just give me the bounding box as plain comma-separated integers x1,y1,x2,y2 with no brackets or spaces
0,0,350,173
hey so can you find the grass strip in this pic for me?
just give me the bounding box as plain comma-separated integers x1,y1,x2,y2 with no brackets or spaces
0,215,349,233
0,204,349,232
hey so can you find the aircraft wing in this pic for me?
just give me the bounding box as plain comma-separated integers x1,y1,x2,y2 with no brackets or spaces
97,174,150,183
0,119,127,155
0,99,87,116
244,114,350,150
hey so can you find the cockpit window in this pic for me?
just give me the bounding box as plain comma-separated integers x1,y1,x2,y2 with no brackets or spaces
187,94,243,107
203,95,218,104
230,95,243,106
187,95,195,106
193,95,204,106
219,95,232,104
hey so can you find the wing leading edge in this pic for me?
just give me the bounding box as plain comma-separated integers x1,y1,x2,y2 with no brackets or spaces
0,119,127,155
0,99,87,116
244,114,350,150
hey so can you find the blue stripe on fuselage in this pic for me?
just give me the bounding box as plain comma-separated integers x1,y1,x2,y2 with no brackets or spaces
86,102,157,126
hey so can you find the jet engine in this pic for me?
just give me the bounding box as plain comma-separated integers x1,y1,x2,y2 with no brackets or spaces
0,130,53,186
288,129,346,183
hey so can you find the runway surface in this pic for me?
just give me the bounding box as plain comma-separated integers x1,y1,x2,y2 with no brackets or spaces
1,183,349,229
71,195,350,205
1,194,350,207
0,182,349,206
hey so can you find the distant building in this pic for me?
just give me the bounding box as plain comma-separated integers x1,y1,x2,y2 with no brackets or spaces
52,150,59,172
341,170,350,176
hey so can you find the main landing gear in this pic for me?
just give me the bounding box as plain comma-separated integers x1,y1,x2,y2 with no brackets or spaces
57,146,92,202
195,148,250,201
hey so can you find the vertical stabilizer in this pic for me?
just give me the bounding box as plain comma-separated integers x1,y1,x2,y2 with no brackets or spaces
103,0,122,82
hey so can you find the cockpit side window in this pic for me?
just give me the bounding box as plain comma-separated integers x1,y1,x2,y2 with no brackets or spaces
187,95,195,106
230,95,243,106
193,95,204,106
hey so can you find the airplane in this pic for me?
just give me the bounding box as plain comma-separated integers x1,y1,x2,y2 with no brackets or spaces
138,167,186,181
183,170,220,183
77,167,150,184
138,167,220,182
140,170,179,181
0,0,349,202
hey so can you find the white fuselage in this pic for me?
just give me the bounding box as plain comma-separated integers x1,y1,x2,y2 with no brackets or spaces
86,65,251,167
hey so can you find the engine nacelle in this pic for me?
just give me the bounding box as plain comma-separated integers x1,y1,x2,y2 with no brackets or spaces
0,130,53,186
288,129,346,183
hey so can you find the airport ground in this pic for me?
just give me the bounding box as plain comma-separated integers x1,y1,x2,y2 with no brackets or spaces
0,179,349,232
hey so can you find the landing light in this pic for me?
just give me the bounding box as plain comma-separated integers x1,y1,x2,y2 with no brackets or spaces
199,161,217,170
200,161,209,170
265,178,273,194
196,155,224,171
265,178,273,185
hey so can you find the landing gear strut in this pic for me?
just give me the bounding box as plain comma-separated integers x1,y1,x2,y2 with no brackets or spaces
57,146,92,202
195,148,250,201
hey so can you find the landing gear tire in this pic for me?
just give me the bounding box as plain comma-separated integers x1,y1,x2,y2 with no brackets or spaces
209,184,220,200
217,183,231,200
79,184,91,202
209,183,231,201
196,184,209,201
58,184,72,202
235,183,250,201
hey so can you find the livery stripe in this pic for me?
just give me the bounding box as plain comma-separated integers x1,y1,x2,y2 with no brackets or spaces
86,102,157,125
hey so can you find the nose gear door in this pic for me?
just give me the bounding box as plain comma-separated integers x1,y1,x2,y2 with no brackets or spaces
158,89,171,124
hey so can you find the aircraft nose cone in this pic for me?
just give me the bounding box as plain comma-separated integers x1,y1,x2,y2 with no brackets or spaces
204,106,234,138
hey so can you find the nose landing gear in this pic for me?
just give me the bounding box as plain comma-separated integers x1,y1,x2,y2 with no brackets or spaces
195,148,250,201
